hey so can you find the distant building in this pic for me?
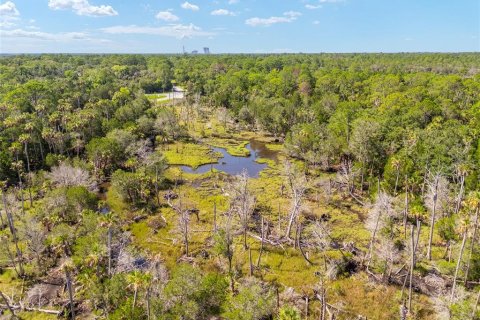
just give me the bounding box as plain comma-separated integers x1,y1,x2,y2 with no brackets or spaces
191,50,198,54
203,47,210,54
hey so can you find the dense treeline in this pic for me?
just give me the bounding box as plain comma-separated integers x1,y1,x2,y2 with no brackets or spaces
1,53,480,319
1,53,479,186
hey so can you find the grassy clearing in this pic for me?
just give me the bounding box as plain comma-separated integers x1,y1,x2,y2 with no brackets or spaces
0,268,22,294
145,93,167,100
163,142,221,168
208,138,250,157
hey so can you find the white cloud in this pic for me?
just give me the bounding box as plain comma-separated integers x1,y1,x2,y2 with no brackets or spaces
0,28,97,41
305,4,322,9
0,1,19,16
313,20,320,25
180,2,199,11
156,11,179,22
48,0,118,17
211,9,235,16
246,11,301,27
319,0,344,2
283,11,301,18
228,0,239,4
0,1,20,28
101,24,213,39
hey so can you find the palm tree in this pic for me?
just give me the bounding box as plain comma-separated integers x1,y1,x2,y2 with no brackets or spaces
100,211,118,277
391,158,401,196
127,271,151,311
85,243,104,277
63,259,76,320
454,163,469,214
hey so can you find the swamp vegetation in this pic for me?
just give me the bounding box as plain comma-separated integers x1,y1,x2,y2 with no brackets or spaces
0,53,480,319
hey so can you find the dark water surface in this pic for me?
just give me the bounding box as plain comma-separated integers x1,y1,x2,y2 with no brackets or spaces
180,140,278,177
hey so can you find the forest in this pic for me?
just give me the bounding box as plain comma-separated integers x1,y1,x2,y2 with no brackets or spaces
0,53,480,319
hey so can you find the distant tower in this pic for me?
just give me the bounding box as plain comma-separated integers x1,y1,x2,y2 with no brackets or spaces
203,47,210,54
182,45,186,54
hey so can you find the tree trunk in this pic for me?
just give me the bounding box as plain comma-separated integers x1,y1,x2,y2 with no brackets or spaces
24,142,31,175
0,290,15,317
184,218,189,257
107,227,112,277
132,287,137,310
155,166,160,207
278,202,281,234
366,210,382,270
244,226,248,250
465,205,479,285
454,174,465,214
146,287,151,320
451,229,468,301
305,296,309,318
427,178,439,261
65,269,75,320
249,248,253,276
257,216,264,267
285,195,301,239
360,161,365,193
228,255,234,293
413,219,421,268
471,288,480,319
394,166,400,196
408,225,415,312
3,191,24,277
213,201,217,233
0,206,4,228
403,179,409,239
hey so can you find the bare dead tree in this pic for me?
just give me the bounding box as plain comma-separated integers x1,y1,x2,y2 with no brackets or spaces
213,200,217,233
24,217,47,273
168,195,191,257
377,237,400,282
472,288,480,319
337,159,355,196
48,162,96,191
228,169,255,250
63,261,75,320
256,215,264,267
425,173,450,260
451,212,470,301
465,198,479,285
365,191,394,270
297,222,314,265
285,161,308,240
454,164,468,214
403,176,409,239
408,224,415,313
2,189,24,277
215,208,236,292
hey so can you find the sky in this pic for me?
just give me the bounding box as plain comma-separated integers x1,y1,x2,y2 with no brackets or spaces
0,0,479,53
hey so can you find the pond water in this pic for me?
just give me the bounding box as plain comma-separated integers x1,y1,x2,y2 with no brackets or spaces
180,140,278,178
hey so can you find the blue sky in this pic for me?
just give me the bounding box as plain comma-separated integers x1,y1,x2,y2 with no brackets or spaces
0,0,478,53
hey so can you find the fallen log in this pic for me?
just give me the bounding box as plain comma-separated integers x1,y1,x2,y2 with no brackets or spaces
0,303,61,315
